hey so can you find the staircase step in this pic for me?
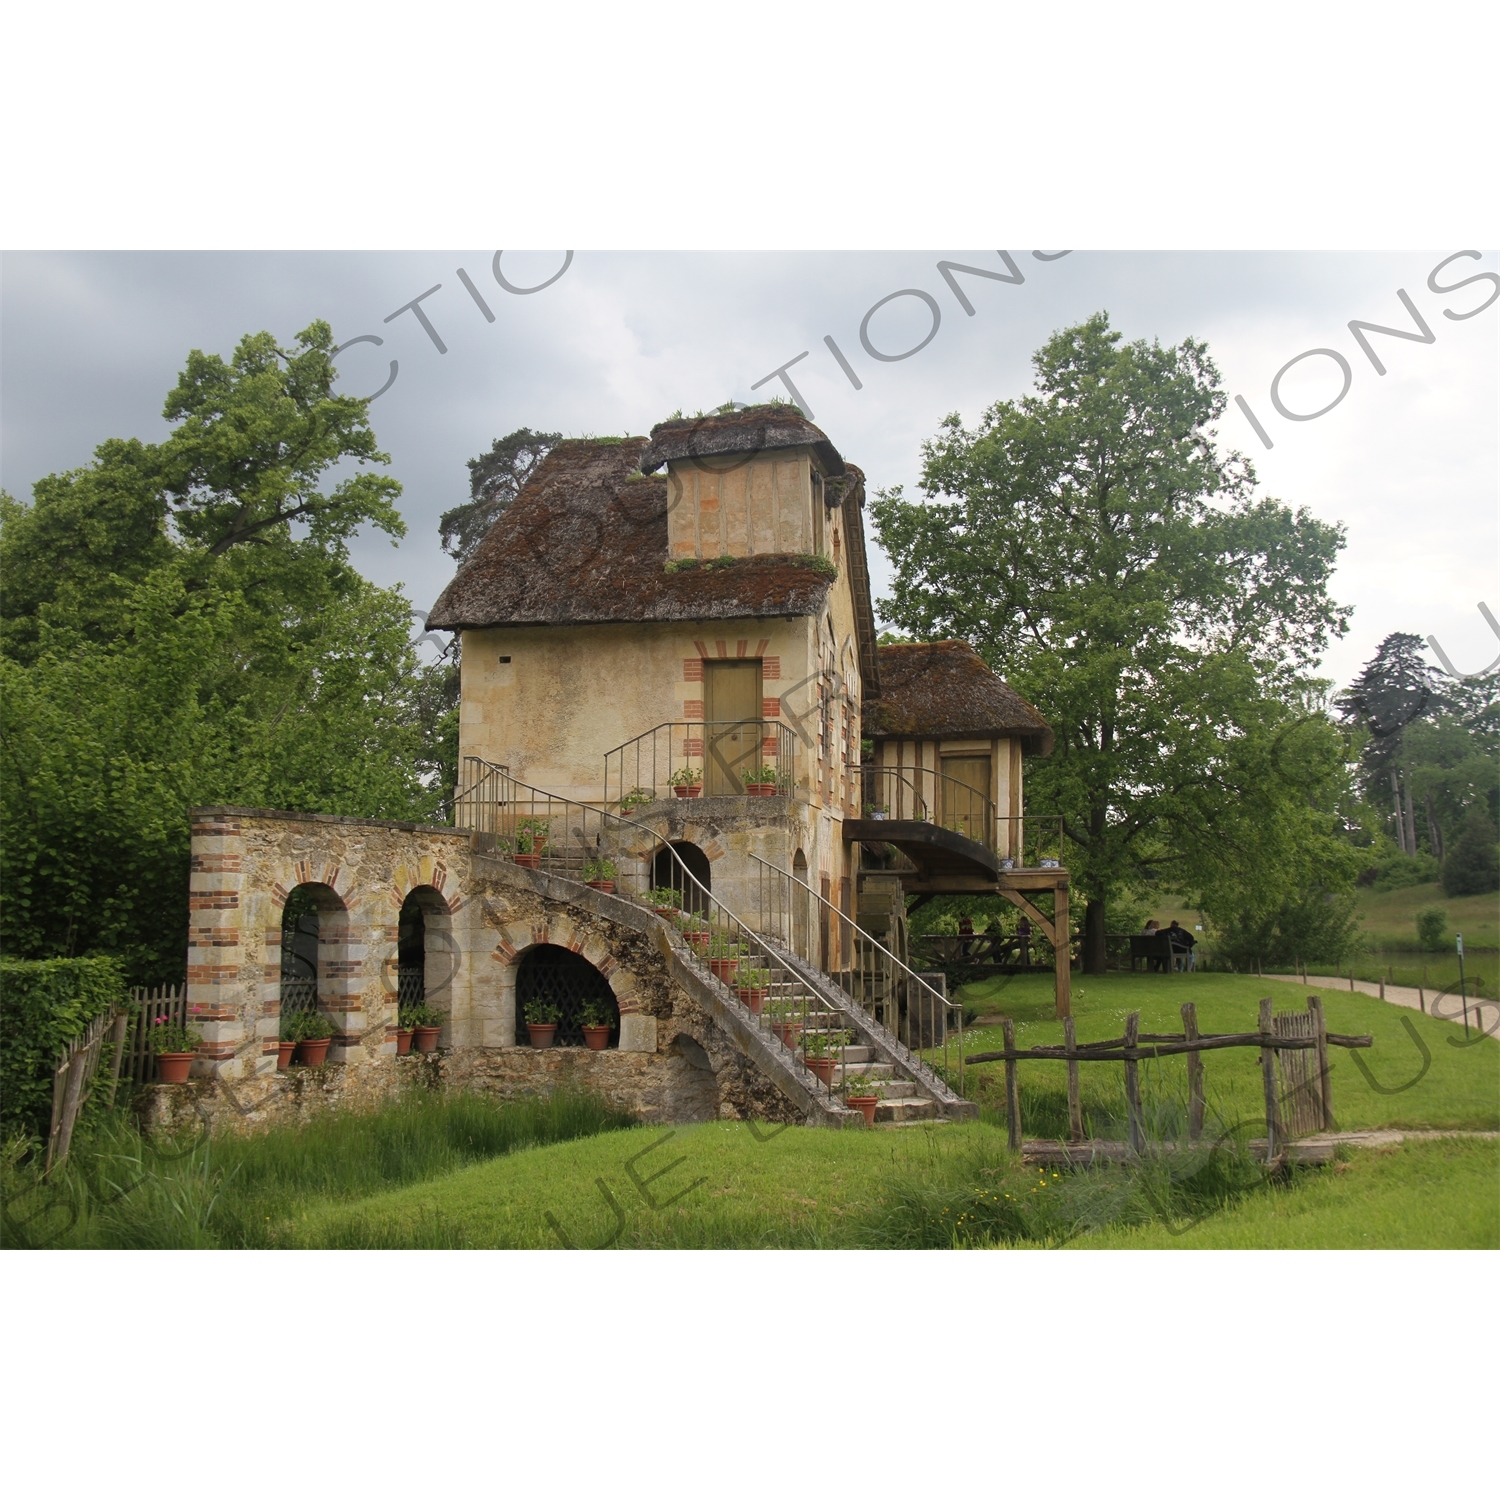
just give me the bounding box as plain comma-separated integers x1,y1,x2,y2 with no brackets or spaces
833,1062,894,1081
875,1096,938,1123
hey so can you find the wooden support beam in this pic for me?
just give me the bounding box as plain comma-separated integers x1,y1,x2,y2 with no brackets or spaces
1053,881,1071,1019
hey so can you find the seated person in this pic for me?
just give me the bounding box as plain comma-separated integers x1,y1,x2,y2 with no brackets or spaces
1142,918,1165,971
1165,919,1196,971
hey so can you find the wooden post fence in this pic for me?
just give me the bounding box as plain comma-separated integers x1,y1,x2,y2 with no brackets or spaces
1182,1001,1205,1141
964,998,1373,1165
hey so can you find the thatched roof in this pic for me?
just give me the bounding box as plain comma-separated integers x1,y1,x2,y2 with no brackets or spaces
866,641,1052,753
638,404,846,478
427,436,841,631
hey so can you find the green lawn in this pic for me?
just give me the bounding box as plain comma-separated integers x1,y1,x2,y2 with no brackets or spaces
278,1122,1497,1250
949,970,1499,1134
1070,1137,1498,1249
1355,881,1498,950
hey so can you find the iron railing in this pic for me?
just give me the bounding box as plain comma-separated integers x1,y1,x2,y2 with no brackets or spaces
453,758,958,1113
604,720,798,807
858,765,1064,866
748,851,964,1090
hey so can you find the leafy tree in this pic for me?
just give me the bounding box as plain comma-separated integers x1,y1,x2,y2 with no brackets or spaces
870,313,1351,972
1442,806,1500,896
0,325,438,981
440,427,559,564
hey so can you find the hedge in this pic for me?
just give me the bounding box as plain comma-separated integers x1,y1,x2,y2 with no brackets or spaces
0,956,125,1138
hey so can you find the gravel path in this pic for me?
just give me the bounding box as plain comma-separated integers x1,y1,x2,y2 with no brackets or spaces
1265,971,1499,1039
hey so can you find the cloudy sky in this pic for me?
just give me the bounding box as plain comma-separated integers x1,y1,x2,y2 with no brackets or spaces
3,247,1495,690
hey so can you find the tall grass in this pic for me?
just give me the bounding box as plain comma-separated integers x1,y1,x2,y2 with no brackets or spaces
856,1125,1286,1248
2,1089,635,1250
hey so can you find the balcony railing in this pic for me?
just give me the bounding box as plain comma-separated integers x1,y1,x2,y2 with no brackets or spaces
604,720,797,808
858,765,1064,866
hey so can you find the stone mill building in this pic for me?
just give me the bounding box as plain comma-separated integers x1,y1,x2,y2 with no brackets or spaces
177,406,1065,1129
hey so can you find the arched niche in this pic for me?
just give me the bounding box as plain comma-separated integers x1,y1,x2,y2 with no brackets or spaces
514,944,619,1048
395,885,457,1027
278,882,350,1029
652,841,712,912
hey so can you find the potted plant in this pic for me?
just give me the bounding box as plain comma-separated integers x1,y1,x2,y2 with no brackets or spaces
579,998,614,1051
293,1010,334,1067
524,998,561,1048
393,1011,415,1055
736,965,771,1014
403,1003,444,1053
513,819,550,867
584,857,618,893
618,786,655,813
151,1017,203,1083
800,1028,844,1087
843,1074,883,1125
766,999,803,1050
676,912,711,951
276,1011,300,1070
668,766,702,799
648,887,682,917
863,802,889,821
740,764,780,797
705,932,746,982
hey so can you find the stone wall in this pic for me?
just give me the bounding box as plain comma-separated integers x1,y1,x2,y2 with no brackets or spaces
176,806,808,1131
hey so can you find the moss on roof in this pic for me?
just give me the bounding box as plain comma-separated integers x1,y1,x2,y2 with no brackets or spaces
866,640,1052,753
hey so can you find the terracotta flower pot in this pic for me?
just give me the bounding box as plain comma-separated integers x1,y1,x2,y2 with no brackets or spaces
527,1023,558,1049
413,1024,441,1054
277,1040,298,1071
297,1037,331,1067
746,783,777,797
156,1051,195,1084
581,1025,611,1051
685,929,711,951
513,852,542,868
672,785,701,798
769,1021,803,1049
847,1096,878,1125
653,905,679,918
737,987,767,1015
707,956,739,982
395,1028,414,1056
805,1056,837,1086
585,879,616,893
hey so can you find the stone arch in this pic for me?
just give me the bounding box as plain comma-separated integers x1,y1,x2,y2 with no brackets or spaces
276,881,357,1049
491,914,649,1051
515,943,619,1048
394,884,457,1036
653,840,712,911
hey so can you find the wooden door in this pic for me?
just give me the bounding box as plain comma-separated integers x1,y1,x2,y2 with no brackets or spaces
942,755,992,844
703,660,762,796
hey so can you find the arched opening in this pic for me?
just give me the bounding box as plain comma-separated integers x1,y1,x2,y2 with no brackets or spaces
652,841,711,912
394,885,456,1028
515,944,619,1048
279,882,346,1033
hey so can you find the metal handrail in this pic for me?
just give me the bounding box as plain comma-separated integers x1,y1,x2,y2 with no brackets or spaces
604,720,798,807
454,757,872,1114
745,851,965,1094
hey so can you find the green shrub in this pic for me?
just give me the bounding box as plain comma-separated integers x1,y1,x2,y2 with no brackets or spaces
1415,906,1449,951
0,957,124,1137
